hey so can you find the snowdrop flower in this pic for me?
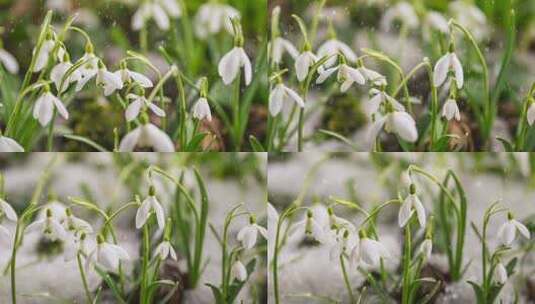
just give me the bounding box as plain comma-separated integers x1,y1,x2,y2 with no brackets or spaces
192,97,212,121
527,103,535,126
75,50,99,91
271,37,299,65
63,231,90,262
26,208,67,241
316,61,365,92
0,134,24,152
494,262,508,284
33,39,56,72
231,260,247,282
86,235,129,273
62,208,93,235
327,207,355,232
497,213,530,246
132,0,181,31
329,229,352,261
351,232,390,268
119,122,175,152
269,83,304,116
295,50,317,82
154,240,177,260
316,39,357,68
267,203,279,226
194,3,240,39
218,46,252,86
96,66,124,96
381,2,419,31
50,55,82,93
359,66,387,87
368,88,405,114
434,51,463,89
424,12,450,35
0,47,19,74
125,93,165,122
398,184,426,228
136,186,165,230
33,90,69,126
237,215,267,249
441,98,461,121
369,111,418,144
290,209,324,242
116,66,153,88
417,238,433,260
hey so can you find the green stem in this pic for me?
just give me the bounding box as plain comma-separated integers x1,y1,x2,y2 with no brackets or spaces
340,254,355,304
47,110,57,151
401,223,412,304
232,72,242,151
77,252,93,304
140,224,150,304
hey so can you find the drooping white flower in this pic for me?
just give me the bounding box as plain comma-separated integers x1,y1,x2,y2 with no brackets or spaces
434,52,463,89
527,103,535,126
86,237,129,272
0,135,24,152
497,214,531,245
33,39,56,72
398,190,426,228
136,189,165,230
316,63,365,92
368,89,405,114
271,37,299,65
119,123,175,152
425,12,450,35
125,94,165,122
231,260,247,282
75,52,99,92
381,2,419,31
359,66,387,87
351,235,390,268
62,208,93,235
0,198,17,223
63,231,91,262
96,67,124,96
194,3,240,39
218,46,252,86
369,111,418,144
441,99,461,121
116,68,153,88
25,208,67,241
417,239,433,260
154,240,177,260
290,209,324,242
269,83,304,116
316,39,357,68
494,262,508,284
328,229,353,261
295,51,317,82
192,97,212,121
132,0,181,31
237,215,267,249
33,91,69,126
0,48,19,74
50,60,82,93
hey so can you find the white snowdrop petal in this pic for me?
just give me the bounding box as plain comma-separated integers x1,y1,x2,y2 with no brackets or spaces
125,99,143,122
316,67,338,84
433,53,450,87
239,48,252,86
345,66,365,85
145,124,175,152
0,137,24,152
0,199,17,221
135,199,152,229
512,220,530,239
119,127,142,152
283,86,304,108
231,261,247,282
159,0,181,17
398,198,413,228
35,94,54,126
150,197,166,230
412,196,426,228
451,53,464,89
340,80,353,93
218,48,240,85
255,224,268,239
51,95,69,120
295,52,312,82
269,85,284,116
148,102,166,117
0,49,19,74
390,112,418,142
527,104,535,126
495,263,508,284
499,222,516,245
152,4,170,30
128,71,153,87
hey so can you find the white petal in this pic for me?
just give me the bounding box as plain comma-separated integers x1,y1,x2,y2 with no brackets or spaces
269,85,284,116
135,199,152,229
527,104,535,126
218,48,240,85
128,71,153,88
150,197,166,230
153,4,170,30
316,67,338,84
33,40,54,72
119,127,142,152
125,99,142,122
412,195,426,228
368,115,387,147
231,261,247,282
433,53,450,87
148,102,166,117
295,52,314,82
498,221,516,245
345,66,365,85
159,0,181,17
0,199,18,221
0,137,24,152
255,224,268,239
451,53,464,89
398,198,413,228
340,80,354,93
33,93,54,126
495,263,508,284
50,94,69,120
25,219,45,234
145,124,175,152
512,219,530,239
50,62,70,92
283,86,304,108
389,112,418,142
239,48,252,86
0,49,19,74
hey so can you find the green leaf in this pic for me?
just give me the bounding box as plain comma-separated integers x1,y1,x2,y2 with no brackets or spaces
249,135,265,152
185,133,208,152
63,134,109,152
467,280,485,304
206,283,224,304
505,257,518,275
